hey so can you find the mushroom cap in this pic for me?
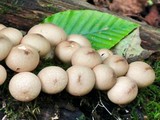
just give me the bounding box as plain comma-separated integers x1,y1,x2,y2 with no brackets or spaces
43,48,55,59
55,41,80,63
67,34,91,47
0,27,23,45
71,47,102,68
107,76,138,105
0,34,13,61
5,44,40,72
93,64,116,90
103,55,129,77
28,23,67,47
0,24,6,30
66,65,96,96
21,34,51,57
97,48,113,61
38,66,68,94
0,65,7,85
9,72,41,102
126,61,155,88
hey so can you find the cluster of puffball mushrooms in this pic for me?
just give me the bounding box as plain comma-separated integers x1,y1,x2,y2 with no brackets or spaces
0,23,156,105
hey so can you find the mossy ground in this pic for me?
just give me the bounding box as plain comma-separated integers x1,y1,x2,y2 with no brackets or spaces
129,60,160,120
0,57,160,120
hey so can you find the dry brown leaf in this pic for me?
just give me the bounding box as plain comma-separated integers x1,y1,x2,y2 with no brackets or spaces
93,0,109,7
109,0,148,15
144,5,160,27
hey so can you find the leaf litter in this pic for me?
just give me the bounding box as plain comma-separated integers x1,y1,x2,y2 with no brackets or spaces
90,0,160,27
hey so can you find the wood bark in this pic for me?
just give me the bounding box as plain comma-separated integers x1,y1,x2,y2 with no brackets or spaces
0,0,160,51
0,0,97,30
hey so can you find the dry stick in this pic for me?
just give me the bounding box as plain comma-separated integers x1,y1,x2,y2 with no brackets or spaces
91,91,122,120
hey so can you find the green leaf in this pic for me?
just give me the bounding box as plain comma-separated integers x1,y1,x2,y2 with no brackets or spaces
43,10,139,50
147,0,153,5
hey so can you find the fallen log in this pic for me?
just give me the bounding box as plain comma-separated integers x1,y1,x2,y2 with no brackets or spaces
0,0,160,51
0,0,96,30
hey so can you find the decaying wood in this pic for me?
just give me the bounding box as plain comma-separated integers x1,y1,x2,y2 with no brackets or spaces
0,0,160,51
0,0,96,30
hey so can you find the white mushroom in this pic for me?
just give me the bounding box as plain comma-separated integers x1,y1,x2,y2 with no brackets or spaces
107,76,138,105
0,35,13,61
71,47,102,68
0,65,7,85
93,64,116,90
97,48,113,61
43,48,55,59
55,41,80,63
38,66,68,94
9,72,41,102
21,34,51,57
28,23,67,47
5,44,40,72
66,65,96,96
103,55,129,77
0,27,23,46
126,61,155,88
67,34,91,47
0,24,6,30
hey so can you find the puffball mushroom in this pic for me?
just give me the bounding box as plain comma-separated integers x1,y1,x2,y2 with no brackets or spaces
55,41,80,63
0,24,6,30
93,64,116,90
5,44,40,72
9,72,41,102
0,35,13,61
67,34,91,47
107,76,138,105
21,34,51,57
97,48,113,61
38,66,68,94
71,47,102,68
44,48,55,59
103,55,129,77
66,65,96,96
0,27,23,46
126,61,155,88
28,23,67,47
0,65,7,85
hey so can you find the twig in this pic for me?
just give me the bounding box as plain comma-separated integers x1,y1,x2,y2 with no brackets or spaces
91,91,122,120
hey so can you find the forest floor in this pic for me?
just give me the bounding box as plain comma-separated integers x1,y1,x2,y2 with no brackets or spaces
0,0,160,120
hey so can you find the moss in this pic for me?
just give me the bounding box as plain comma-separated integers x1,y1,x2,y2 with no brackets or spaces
0,2,21,15
130,60,160,120
0,58,160,119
